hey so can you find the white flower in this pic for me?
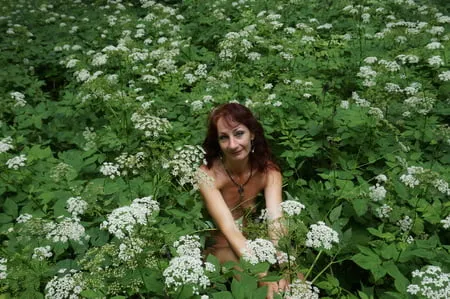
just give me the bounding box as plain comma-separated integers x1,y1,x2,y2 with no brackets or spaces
247,52,261,61
369,184,386,202
32,246,53,261
363,57,377,64
45,272,84,299
340,100,349,109
118,238,144,261
173,235,202,258
305,221,339,250
407,266,450,298
242,239,277,265
0,137,14,153
433,179,450,196
66,197,88,218
131,112,171,138
285,279,320,299
375,174,387,183
45,217,87,244
441,215,450,229
10,91,27,107
425,41,443,49
276,251,296,265
99,162,120,179
281,200,305,216
0,258,7,280
91,53,108,66
16,213,33,223
167,145,208,189
6,154,27,169
101,196,159,239
163,255,211,295
375,204,392,219
368,107,384,120
74,69,90,82
428,56,444,67
385,83,402,93
397,216,412,232
438,71,450,82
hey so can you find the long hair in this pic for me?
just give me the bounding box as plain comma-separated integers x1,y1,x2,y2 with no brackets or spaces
202,103,279,173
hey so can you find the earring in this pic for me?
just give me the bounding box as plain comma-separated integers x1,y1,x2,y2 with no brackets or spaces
251,139,255,153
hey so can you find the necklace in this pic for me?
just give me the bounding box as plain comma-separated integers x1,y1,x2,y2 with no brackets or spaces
223,162,253,200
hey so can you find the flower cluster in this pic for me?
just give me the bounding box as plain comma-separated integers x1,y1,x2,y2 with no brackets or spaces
369,183,387,202
163,235,214,295
100,196,160,239
66,197,88,218
0,136,14,153
0,258,7,280
376,204,392,219
45,272,84,299
45,217,88,244
164,145,208,188
50,163,76,182
285,279,320,299
115,152,146,176
242,238,277,265
99,162,121,179
400,166,425,188
10,91,27,107
281,200,306,216
32,246,53,261
173,234,202,258
305,221,339,250
6,154,27,169
406,266,450,298
397,215,413,233
82,127,97,151
131,111,171,138
118,237,145,262
16,213,33,223
441,215,450,229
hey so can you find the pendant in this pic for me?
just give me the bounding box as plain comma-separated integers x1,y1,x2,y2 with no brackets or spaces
238,186,244,194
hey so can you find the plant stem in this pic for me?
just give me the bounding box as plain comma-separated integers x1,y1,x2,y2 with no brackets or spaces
304,250,322,280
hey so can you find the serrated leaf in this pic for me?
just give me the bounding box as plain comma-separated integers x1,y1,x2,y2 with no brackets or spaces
352,197,368,216
4,199,18,218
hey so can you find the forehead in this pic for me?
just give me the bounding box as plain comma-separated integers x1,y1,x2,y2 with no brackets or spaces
216,116,245,133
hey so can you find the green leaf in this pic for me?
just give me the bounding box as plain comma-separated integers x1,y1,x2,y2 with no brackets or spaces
0,213,13,224
80,290,105,299
352,197,368,216
381,243,399,260
3,199,18,218
212,292,233,299
383,261,409,293
329,205,342,222
352,251,382,271
231,279,245,299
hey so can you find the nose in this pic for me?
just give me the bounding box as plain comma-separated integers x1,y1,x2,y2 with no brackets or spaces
228,136,238,150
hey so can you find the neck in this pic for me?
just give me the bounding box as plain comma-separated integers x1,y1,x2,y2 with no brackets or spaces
222,157,251,175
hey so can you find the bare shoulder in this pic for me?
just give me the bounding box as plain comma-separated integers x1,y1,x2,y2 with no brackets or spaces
264,166,282,187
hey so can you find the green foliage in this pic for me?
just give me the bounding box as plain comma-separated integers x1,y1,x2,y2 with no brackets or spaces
0,0,449,298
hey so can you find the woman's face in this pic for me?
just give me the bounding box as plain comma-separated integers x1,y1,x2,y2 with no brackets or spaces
216,117,254,163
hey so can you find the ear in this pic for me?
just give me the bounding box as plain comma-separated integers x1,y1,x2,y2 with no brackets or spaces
251,133,255,141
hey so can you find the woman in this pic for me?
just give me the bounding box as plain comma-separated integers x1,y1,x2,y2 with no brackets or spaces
199,103,287,298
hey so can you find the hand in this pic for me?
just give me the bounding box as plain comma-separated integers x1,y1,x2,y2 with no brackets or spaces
259,281,279,299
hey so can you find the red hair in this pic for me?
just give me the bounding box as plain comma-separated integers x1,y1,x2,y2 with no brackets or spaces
202,103,280,173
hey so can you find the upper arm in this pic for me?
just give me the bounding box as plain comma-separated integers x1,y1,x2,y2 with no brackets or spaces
198,166,247,254
264,169,283,220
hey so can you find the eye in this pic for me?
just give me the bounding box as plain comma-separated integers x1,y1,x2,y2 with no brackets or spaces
234,131,244,137
218,135,228,141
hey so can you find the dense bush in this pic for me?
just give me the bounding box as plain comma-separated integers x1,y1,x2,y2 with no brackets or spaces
0,0,449,298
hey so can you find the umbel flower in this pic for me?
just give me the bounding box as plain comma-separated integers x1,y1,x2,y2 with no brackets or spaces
100,196,159,239
407,266,450,298
285,279,320,299
242,238,277,265
305,221,339,250
164,235,215,295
